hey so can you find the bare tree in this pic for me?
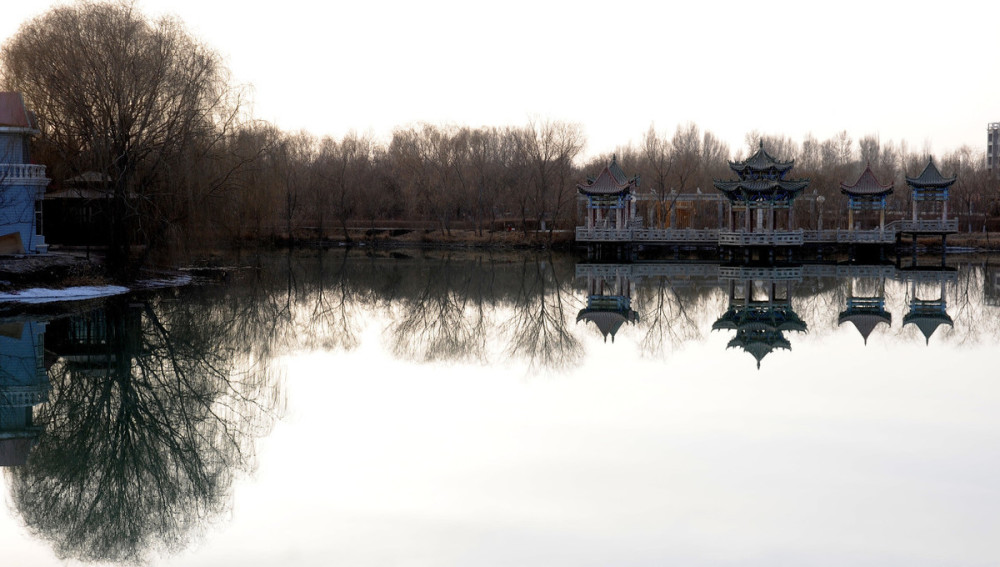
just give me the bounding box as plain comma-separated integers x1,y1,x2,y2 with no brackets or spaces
1,2,244,278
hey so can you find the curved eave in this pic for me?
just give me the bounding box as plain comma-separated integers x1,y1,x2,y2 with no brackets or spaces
838,312,892,342
904,176,956,189
713,179,810,194
840,186,893,198
903,313,954,343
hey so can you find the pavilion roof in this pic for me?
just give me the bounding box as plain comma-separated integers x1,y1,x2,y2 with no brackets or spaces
905,157,956,189
903,311,953,344
578,155,639,196
841,164,894,197
714,178,810,195
838,310,892,344
577,307,638,343
726,331,792,369
729,142,795,174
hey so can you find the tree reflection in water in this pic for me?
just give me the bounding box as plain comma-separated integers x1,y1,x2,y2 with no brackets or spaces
504,255,582,372
5,296,281,564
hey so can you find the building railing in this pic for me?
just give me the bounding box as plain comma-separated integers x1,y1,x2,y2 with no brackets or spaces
0,384,49,407
631,228,719,242
718,230,804,246
802,229,896,244
0,163,48,180
890,219,959,233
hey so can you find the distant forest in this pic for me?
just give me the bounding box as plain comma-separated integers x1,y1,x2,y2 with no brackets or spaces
3,2,998,272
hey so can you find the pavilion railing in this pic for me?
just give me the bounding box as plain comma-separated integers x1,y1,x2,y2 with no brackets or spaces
718,230,804,246
890,219,959,233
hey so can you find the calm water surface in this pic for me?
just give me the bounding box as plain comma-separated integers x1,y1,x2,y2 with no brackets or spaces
3,250,1000,566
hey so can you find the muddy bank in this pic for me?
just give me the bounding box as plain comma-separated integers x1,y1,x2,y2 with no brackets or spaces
0,252,107,292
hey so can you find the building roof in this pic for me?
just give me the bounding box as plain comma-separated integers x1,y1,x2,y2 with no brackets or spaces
578,155,640,196
0,92,38,132
841,163,894,197
729,142,795,175
714,178,810,195
905,157,956,189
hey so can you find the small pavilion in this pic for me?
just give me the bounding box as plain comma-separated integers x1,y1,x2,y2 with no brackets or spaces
840,163,894,236
713,143,809,246
577,155,640,233
904,158,957,233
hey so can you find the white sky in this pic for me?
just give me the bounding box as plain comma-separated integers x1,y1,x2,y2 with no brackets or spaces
2,0,998,160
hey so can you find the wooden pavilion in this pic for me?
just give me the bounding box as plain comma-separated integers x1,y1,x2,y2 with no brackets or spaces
713,143,810,247
840,163,893,237
577,155,640,237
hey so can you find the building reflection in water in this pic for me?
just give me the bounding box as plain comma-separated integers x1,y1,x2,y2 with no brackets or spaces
712,265,808,369
0,319,49,467
838,264,894,345
4,297,279,564
900,267,955,344
576,264,639,342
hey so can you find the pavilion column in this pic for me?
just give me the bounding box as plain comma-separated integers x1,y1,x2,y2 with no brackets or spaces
912,194,918,222
718,200,724,229
848,208,854,231
879,207,885,234
942,198,948,222
789,201,795,229
670,204,677,228
745,207,751,232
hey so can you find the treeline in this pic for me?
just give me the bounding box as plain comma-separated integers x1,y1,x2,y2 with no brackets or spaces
3,2,998,278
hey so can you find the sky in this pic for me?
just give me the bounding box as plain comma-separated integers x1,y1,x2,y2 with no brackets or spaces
1,0,998,160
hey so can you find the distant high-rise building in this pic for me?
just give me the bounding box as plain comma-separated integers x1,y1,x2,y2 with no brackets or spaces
989,122,1000,177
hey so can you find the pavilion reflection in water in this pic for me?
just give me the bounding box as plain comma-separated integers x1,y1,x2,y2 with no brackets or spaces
712,266,808,368
575,260,958,366
576,264,639,342
0,319,48,467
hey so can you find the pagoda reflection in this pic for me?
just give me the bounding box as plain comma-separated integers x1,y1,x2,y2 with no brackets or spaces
900,267,955,344
0,318,49,467
713,266,807,368
837,264,894,344
576,264,639,342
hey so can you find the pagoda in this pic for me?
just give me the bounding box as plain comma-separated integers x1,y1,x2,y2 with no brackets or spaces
714,142,809,247
577,155,640,235
901,157,958,241
840,164,894,236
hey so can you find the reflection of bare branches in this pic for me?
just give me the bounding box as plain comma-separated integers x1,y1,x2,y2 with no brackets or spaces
6,297,281,564
635,278,704,357
504,255,582,373
387,254,491,363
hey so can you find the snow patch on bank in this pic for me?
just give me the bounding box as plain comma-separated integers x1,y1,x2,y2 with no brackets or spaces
0,274,193,304
0,285,130,304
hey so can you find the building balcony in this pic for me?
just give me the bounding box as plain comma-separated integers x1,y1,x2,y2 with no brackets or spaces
0,163,50,189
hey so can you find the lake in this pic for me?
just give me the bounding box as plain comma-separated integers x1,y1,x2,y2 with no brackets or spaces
3,249,1000,566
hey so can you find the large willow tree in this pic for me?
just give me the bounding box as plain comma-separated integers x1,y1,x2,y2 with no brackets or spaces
1,1,242,278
